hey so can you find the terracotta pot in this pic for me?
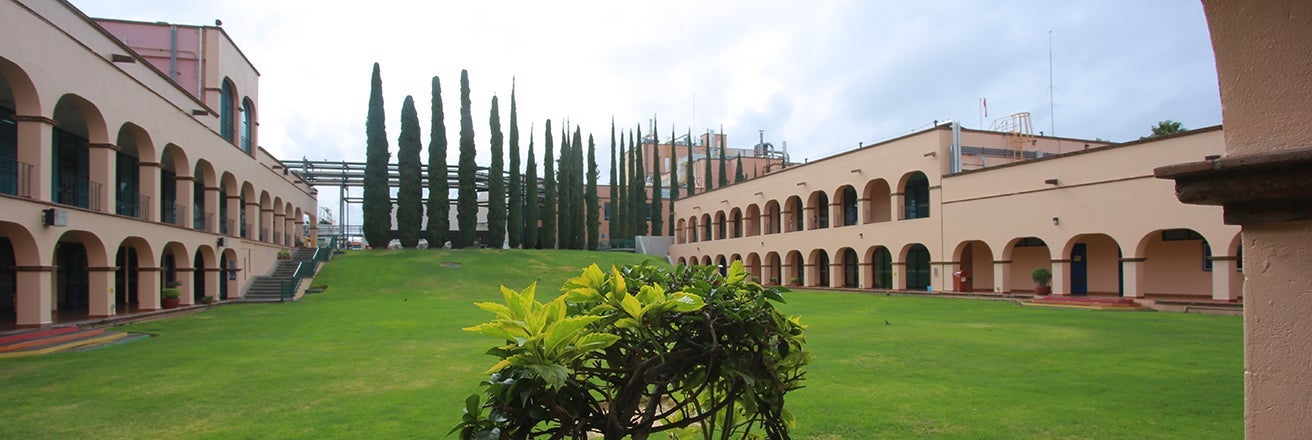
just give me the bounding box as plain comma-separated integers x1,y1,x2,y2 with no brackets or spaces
1035,286,1052,296
162,298,181,309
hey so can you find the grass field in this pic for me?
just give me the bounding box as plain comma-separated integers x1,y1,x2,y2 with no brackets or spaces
0,250,1242,439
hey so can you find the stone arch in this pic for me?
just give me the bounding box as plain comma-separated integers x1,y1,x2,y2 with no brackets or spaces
219,78,238,143
728,207,743,239
951,240,995,293
676,218,687,243
838,247,859,288
744,204,761,237
0,221,43,325
114,123,154,219
0,55,42,116
784,250,804,286
220,248,239,300
783,196,803,232
714,210,726,240
51,95,110,210
806,190,829,229
835,184,859,227
862,178,892,224
764,251,782,285
53,230,110,319
807,248,830,287
864,245,893,289
900,243,931,290
897,171,930,220
745,252,762,283
159,144,191,226
1134,228,1213,298
193,159,218,231
1059,233,1124,297
192,245,217,303
1003,236,1052,294
700,213,712,242
240,96,256,154
763,200,781,235
115,236,156,312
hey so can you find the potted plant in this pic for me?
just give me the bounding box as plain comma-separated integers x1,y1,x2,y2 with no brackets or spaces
1032,268,1053,296
789,276,800,286
161,280,182,309
277,250,292,260
201,295,216,305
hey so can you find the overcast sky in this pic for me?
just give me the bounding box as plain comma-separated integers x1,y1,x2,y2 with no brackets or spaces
73,0,1221,226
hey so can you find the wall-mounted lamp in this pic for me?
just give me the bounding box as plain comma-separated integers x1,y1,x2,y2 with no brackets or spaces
850,169,861,174
217,237,227,247
42,208,67,227
859,233,864,239
1052,217,1060,225
191,109,208,116
110,54,135,63
923,151,937,157
795,182,806,186
754,192,763,197
1045,178,1059,185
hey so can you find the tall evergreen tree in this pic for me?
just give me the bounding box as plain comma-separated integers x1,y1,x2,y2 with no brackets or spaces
667,126,678,236
718,132,729,188
735,155,747,183
633,126,648,236
396,95,422,248
524,130,539,248
455,69,478,248
541,120,557,249
650,118,663,237
586,133,599,250
507,82,522,248
571,127,586,248
426,76,449,248
608,120,617,244
685,128,696,197
362,63,392,249
487,96,505,248
558,125,575,249
616,130,627,240
704,132,714,192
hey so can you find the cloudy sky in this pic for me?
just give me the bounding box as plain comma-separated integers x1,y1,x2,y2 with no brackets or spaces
74,0,1221,225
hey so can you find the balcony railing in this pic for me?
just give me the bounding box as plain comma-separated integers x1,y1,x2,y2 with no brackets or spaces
222,217,235,235
260,227,269,242
242,222,252,239
194,209,212,232
116,193,151,220
162,203,187,227
55,176,102,211
0,161,33,198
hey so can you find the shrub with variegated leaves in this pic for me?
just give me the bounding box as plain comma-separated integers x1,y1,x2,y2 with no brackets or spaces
454,261,809,440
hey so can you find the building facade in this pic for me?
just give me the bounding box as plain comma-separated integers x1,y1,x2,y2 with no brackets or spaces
669,124,1241,302
1,0,317,327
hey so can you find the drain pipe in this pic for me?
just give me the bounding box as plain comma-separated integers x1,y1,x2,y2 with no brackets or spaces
169,25,179,82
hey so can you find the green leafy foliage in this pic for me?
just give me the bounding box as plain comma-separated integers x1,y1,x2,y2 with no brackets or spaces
456,260,810,439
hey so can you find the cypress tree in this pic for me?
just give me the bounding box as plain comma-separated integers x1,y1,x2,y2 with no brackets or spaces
633,126,648,236
524,129,539,248
572,127,586,249
541,120,557,249
586,133,599,250
735,155,747,183
616,130,627,240
455,69,477,248
396,95,422,248
650,118,663,237
718,132,729,188
685,128,696,197
608,120,616,245
426,76,449,249
487,96,505,248
704,132,714,192
507,82,522,248
362,63,392,249
558,125,575,249
667,126,678,236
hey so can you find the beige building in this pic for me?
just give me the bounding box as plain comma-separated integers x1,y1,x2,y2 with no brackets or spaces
0,0,317,327
669,123,1242,303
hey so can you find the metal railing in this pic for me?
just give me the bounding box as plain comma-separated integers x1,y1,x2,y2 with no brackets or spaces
242,222,252,239
279,259,320,301
608,238,636,250
194,209,212,231
260,227,269,242
115,193,151,220
0,161,33,198
162,202,187,226
55,177,103,211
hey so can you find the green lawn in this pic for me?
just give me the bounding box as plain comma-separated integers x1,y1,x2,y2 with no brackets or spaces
0,250,1241,439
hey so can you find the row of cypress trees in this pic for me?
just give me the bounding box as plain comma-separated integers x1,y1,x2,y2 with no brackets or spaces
365,63,724,250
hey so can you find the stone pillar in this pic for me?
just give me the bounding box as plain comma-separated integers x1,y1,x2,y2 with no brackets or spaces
226,195,242,236
138,162,160,222
15,266,53,327
829,261,842,288
174,175,194,227
1120,258,1147,298
892,262,906,290
245,201,260,239
203,186,221,232
1050,259,1068,296
858,197,871,224
1209,257,1238,301
88,266,116,318
88,143,116,213
859,261,872,289
204,268,221,302
802,206,816,230
176,268,195,306
14,116,54,201
138,267,161,310
891,192,905,220
261,208,274,243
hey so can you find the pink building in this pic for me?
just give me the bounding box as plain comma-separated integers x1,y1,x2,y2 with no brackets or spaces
0,1,317,327
669,123,1241,303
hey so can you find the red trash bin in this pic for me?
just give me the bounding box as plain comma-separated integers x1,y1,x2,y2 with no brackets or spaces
953,271,969,292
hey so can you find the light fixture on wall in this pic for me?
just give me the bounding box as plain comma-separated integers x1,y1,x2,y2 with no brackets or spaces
217,237,227,247
859,233,864,239
1045,178,1059,185
41,208,67,227
1052,217,1060,225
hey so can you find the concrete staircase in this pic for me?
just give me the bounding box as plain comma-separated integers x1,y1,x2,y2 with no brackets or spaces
240,248,322,302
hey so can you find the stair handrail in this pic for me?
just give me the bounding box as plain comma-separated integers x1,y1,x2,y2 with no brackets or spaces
280,261,304,301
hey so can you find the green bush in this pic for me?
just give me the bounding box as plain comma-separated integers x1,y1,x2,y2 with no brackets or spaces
456,260,810,439
1031,268,1053,287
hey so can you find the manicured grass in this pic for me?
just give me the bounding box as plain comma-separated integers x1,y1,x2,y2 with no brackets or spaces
0,250,1241,439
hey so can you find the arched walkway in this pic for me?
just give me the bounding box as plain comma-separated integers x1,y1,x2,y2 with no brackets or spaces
902,243,931,291
952,240,995,293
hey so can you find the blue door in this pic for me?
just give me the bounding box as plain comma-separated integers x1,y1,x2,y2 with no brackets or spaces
1071,243,1088,295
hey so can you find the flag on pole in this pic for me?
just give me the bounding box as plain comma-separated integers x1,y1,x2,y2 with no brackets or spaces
982,98,988,117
